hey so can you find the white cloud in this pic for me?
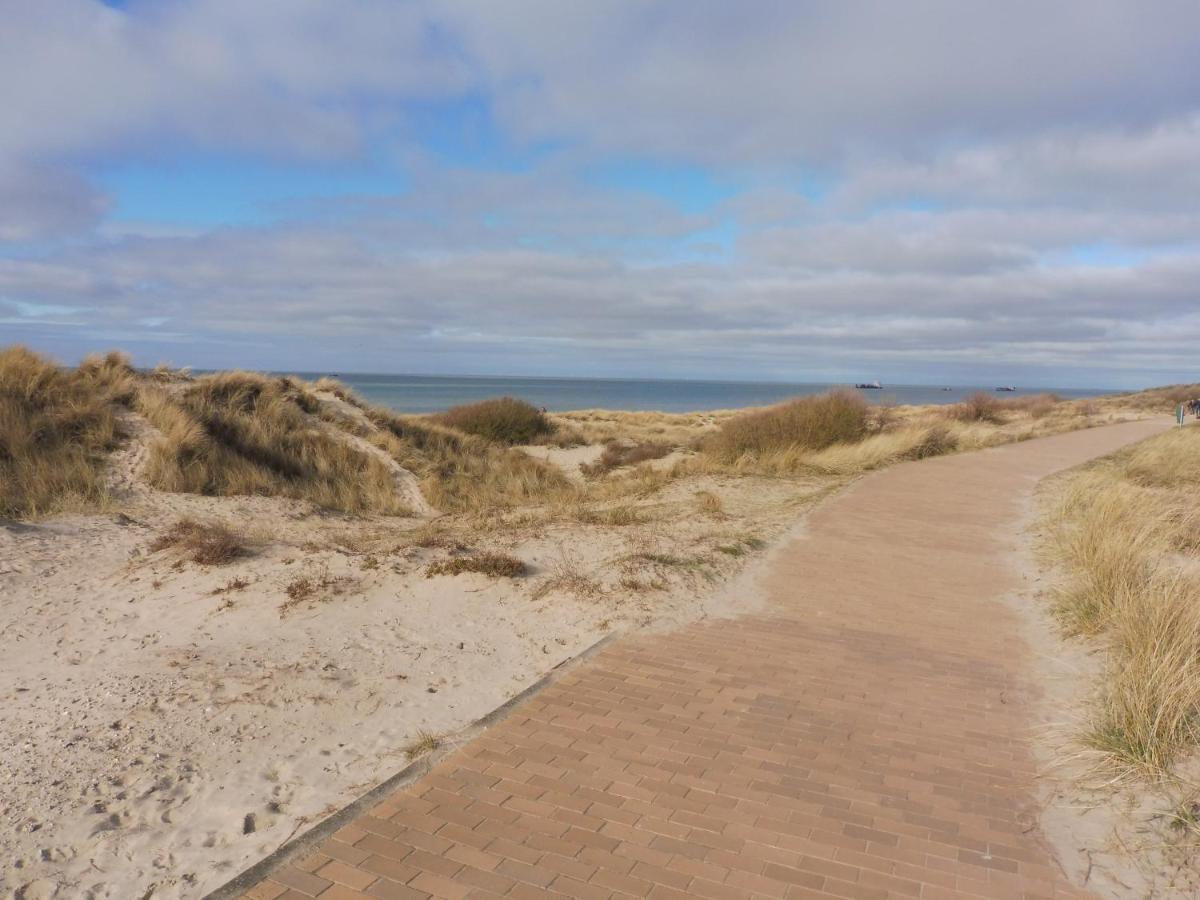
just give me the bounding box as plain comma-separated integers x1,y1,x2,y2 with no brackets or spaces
1,1,1198,385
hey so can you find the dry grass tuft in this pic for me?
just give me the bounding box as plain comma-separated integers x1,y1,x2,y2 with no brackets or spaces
404,730,443,760
138,371,409,514
311,376,370,408
437,396,554,445
280,562,351,612
1043,426,1200,776
0,346,127,518
951,391,1005,423
367,406,573,513
1114,383,1200,413
704,390,869,465
580,440,671,477
150,518,248,565
425,552,527,578
531,548,602,600
573,504,647,527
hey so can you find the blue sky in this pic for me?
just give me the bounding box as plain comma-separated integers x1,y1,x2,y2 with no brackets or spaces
2,1,1199,388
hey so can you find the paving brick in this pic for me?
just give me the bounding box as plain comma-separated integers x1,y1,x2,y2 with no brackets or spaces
232,425,1170,900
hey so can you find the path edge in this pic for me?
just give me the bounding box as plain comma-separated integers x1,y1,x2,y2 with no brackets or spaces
203,631,620,900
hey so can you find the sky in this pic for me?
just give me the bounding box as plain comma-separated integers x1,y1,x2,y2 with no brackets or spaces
2,1,1199,388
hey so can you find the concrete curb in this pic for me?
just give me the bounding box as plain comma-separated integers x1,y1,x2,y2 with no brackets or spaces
203,631,620,900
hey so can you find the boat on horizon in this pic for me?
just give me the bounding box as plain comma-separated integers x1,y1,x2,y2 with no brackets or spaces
995,386,1017,392
855,381,882,389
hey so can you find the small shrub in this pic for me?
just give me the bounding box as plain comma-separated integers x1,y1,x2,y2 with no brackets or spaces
951,391,1004,423
425,552,527,578
437,396,554,445
580,440,671,477
150,518,247,565
704,390,869,463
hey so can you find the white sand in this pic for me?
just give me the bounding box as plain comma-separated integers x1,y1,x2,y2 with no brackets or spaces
2,423,807,899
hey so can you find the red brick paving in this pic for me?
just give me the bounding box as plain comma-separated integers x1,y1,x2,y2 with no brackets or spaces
241,420,1165,899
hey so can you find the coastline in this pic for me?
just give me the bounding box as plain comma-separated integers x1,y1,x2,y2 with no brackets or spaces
0,356,1173,898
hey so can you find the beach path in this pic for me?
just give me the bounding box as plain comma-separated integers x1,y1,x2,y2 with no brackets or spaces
237,418,1166,900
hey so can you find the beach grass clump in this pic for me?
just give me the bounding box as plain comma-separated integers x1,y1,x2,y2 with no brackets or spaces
438,396,555,445
150,517,248,565
580,440,672,477
0,346,127,518
404,730,443,760
573,504,647,526
137,371,409,514
1122,428,1200,489
704,390,870,465
1043,426,1200,776
425,552,527,578
310,376,371,409
366,407,574,513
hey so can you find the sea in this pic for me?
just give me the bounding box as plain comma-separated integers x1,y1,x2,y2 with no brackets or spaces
281,372,1115,415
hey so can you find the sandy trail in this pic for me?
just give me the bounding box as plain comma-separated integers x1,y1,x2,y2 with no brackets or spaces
238,417,1167,900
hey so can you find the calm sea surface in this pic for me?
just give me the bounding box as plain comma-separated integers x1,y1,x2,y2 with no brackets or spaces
281,372,1114,414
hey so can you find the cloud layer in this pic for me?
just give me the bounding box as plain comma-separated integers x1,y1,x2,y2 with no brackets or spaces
2,1,1198,386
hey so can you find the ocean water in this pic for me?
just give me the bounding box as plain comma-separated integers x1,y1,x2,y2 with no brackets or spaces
284,372,1114,414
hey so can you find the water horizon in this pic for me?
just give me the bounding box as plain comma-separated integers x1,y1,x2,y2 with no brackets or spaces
273,370,1118,415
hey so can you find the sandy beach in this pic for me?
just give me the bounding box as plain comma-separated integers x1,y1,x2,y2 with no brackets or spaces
2,370,818,899
0,355,1183,899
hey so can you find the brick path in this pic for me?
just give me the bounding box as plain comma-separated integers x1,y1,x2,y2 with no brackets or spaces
240,420,1165,900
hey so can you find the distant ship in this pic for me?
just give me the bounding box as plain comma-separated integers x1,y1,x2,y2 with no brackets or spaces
941,387,953,391
855,381,882,389
995,386,1017,392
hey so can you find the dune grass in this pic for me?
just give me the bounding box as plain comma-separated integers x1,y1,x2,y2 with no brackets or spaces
150,518,248,565
425,552,527,578
0,346,1163,528
0,346,128,518
364,405,575,513
580,439,672,477
1043,426,1200,777
437,396,555,445
704,389,870,465
137,371,411,515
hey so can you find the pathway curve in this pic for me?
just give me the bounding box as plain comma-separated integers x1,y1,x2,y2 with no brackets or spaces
239,419,1166,900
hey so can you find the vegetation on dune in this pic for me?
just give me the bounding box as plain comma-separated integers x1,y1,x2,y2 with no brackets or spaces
580,439,671,477
150,517,248,565
1114,383,1200,413
0,344,1167,525
425,552,527,578
0,346,129,518
551,408,720,446
437,396,555,445
951,391,1062,423
703,389,870,465
365,405,574,513
138,371,411,515
1043,426,1200,776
